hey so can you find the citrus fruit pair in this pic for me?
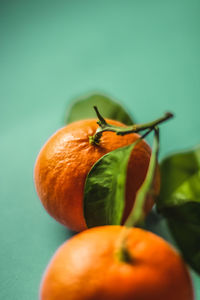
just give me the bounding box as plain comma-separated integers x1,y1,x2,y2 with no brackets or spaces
34,119,160,231
40,226,194,300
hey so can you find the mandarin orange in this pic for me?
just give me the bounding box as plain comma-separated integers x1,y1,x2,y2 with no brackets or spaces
34,119,160,231
40,226,194,300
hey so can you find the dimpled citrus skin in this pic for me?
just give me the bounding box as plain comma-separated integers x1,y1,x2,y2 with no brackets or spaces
34,119,160,232
40,226,194,300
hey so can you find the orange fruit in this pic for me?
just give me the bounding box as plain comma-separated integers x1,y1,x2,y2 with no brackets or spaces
40,226,194,300
34,119,160,232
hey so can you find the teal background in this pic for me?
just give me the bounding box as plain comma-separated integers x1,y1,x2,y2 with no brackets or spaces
0,0,200,299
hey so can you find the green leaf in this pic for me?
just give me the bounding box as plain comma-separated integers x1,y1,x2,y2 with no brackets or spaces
84,141,138,228
156,146,200,274
125,128,160,227
162,203,200,273
65,93,134,125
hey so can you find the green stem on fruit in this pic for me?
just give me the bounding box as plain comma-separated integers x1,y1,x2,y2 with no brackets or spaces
116,242,133,263
115,227,133,264
89,106,173,145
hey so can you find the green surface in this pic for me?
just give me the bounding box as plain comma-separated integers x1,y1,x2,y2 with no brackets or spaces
0,0,200,299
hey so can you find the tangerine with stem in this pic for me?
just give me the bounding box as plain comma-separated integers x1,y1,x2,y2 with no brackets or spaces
40,226,194,300
34,117,160,231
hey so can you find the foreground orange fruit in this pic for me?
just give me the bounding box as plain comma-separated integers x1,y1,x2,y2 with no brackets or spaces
40,226,194,300
34,119,160,231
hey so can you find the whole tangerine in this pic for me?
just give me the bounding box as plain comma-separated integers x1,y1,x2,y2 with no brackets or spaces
34,119,160,231
40,226,194,300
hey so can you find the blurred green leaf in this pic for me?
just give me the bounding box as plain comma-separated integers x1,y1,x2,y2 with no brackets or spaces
65,93,134,125
157,146,200,274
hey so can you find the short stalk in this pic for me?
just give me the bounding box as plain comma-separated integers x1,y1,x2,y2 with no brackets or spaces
89,106,173,145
